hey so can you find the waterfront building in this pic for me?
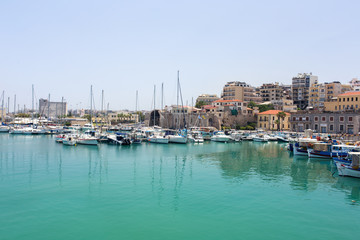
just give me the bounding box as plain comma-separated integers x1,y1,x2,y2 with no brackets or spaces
196,94,219,105
257,110,291,131
290,111,360,134
324,91,360,112
221,81,261,103
39,98,67,119
292,73,318,110
309,81,353,109
211,99,248,118
108,111,139,123
350,78,360,91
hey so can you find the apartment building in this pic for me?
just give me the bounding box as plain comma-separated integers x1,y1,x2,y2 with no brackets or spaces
292,73,318,110
196,94,220,105
221,81,262,103
324,92,360,112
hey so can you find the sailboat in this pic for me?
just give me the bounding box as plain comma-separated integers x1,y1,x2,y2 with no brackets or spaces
0,91,10,132
77,86,98,146
168,71,187,144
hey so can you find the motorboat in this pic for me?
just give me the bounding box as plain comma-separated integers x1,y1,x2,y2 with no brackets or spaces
168,135,187,144
253,134,269,142
211,131,231,143
336,152,360,178
148,134,169,144
188,131,204,143
63,135,77,146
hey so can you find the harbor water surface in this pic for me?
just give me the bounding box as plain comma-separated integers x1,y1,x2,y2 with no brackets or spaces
1,134,359,240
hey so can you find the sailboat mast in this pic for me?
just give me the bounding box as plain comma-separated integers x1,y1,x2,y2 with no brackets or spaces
136,90,138,112
101,90,104,113
48,94,50,119
161,83,163,110
153,85,156,126
90,85,93,125
177,71,179,129
32,84,34,120
7,97,10,114
1,91,4,123
14,94,16,114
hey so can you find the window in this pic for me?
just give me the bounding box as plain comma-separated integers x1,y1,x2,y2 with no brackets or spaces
315,117,319,121
356,97,358,101
260,116,262,121
335,106,337,110
349,117,353,122
260,124,262,128
330,125,334,131
340,125,344,131
339,98,342,102
314,124,318,130
321,117,326,121
340,116,344,121
306,117,309,121
330,117,334,121
347,98,350,101
293,117,296,121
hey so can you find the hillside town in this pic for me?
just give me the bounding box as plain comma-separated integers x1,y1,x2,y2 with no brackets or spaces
1,73,360,135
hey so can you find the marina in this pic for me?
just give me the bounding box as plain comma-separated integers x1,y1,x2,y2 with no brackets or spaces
0,133,360,239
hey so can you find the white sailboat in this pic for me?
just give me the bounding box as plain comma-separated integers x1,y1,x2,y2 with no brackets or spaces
0,91,10,132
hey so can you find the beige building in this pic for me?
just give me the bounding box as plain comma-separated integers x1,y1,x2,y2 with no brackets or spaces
324,92,360,112
259,82,284,102
211,99,248,118
257,110,291,131
292,73,318,110
221,81,261,103
107,111,139,123
196,94,219,105
310,81,353,109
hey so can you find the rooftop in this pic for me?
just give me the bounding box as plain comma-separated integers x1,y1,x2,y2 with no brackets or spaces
258,110,290,116
338,91,360,96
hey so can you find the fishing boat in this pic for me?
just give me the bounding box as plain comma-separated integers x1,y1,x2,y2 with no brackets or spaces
336,152,360,178
211,131,231,143
308,143,356,159
293,138,318,156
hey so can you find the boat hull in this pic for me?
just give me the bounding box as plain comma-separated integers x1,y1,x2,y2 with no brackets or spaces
336,162,360,178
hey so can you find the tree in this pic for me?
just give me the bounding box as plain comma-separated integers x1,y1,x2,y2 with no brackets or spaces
276,111,287,131
258,104,274,113
248,101,257,109
195,101,207,108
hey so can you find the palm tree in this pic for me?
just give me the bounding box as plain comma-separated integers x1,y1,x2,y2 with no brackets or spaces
276,111,287,131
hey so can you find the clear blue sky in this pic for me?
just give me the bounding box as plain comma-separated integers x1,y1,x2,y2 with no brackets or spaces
1,0,359,111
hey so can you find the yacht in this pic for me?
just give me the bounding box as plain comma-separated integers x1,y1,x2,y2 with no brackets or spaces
211,131,231,143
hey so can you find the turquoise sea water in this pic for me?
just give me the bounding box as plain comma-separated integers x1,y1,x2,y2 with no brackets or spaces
1,134,360,240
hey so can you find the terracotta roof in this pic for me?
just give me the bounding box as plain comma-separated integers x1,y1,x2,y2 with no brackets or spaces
247,108,253,110
213,99,242,103
338,91,360,96
258,110,290,116
224,104,235,106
